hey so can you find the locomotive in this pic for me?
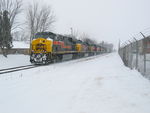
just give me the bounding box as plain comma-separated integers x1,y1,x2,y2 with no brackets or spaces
30,32,106,64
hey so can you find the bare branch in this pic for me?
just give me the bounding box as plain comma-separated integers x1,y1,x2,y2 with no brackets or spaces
0,0,23,31
26,2,56,41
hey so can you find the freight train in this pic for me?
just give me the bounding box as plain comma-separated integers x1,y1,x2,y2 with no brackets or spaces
30,32,106,64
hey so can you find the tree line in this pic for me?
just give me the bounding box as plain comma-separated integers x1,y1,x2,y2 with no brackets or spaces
0,0,112,57
0,0,55,56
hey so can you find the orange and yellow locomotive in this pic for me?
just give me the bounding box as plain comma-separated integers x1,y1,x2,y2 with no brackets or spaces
30,32,105,64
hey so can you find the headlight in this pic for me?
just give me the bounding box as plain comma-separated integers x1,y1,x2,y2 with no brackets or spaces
37,54,41,58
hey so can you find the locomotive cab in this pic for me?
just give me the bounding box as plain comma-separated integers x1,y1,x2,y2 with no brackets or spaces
30,32,54,64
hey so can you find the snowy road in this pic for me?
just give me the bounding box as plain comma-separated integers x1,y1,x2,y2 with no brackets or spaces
0,53,150,113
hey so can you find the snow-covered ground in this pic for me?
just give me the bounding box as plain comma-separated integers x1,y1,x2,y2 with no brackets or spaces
0,55,30,69
0,53,150,113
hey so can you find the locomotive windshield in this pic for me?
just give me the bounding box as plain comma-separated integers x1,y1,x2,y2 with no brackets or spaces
33,32,56,39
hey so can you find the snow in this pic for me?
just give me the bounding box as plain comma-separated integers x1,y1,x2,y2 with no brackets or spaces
12,41,29,48
0,52,150,113
0,55,30,69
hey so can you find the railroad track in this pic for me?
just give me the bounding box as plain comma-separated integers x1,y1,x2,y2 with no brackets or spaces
0,53,108,75
0,65,39,74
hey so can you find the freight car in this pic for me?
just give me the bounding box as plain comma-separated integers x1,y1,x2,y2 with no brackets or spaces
30,32,106,64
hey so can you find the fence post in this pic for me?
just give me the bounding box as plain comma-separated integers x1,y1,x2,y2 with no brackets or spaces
140,32,147,75
123,45,127,66
128,40,133,69
143,39,147,75
133,38,139,70
124,42,129,67
118,39,120,54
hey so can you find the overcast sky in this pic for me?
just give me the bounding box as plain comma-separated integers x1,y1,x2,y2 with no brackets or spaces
24,0,150,48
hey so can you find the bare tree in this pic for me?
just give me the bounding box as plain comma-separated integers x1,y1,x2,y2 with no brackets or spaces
79,32,96,44
39,6,55,32
26,3,38,42
26,2,56,44
0,0,22,31
79,32,89,40
68,28,82,39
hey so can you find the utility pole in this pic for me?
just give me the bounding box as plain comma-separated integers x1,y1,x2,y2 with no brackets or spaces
70,27,73,37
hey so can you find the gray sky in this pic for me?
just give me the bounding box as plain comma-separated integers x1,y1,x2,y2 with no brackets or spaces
24,0,150,48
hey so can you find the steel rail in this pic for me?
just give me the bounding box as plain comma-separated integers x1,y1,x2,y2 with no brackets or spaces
0,65,39,74
0,65,34,72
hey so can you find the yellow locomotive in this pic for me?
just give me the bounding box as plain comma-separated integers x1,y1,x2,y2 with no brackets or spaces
30,32,105,64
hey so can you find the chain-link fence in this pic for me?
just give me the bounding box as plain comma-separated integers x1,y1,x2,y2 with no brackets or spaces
118,34,150,79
